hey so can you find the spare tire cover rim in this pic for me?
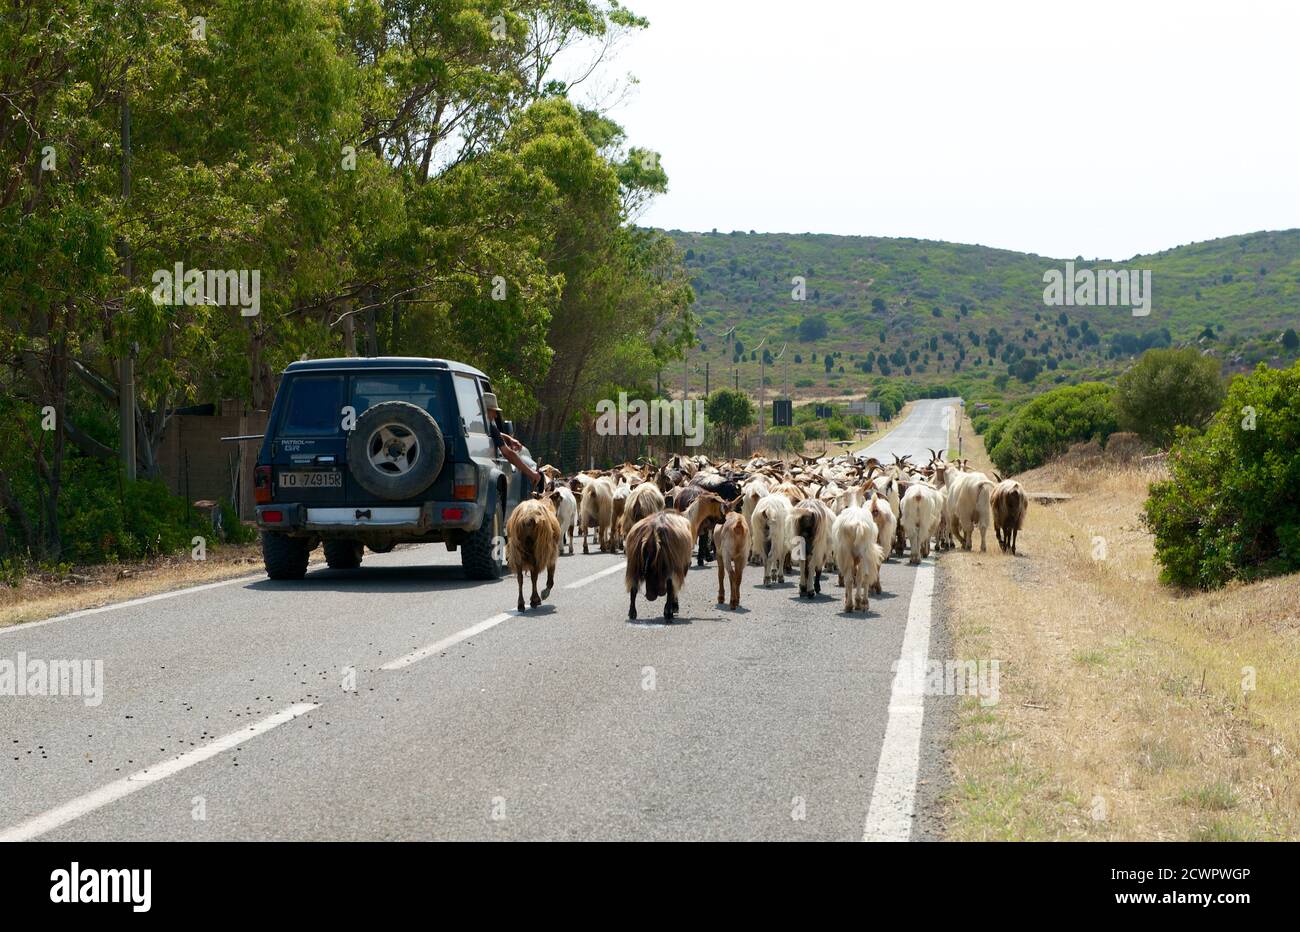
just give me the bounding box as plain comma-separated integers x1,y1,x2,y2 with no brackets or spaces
367,423,420,476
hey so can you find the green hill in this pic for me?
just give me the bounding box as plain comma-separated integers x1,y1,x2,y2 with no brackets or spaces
668,229,1300,408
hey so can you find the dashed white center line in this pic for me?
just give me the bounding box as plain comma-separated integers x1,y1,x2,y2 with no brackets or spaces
0,702,319,842
381,613,514,670
563,561,624,589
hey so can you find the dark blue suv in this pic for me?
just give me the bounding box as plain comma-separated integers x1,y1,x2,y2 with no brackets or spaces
254,357,529,580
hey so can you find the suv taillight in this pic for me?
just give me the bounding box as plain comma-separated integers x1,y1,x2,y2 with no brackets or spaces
453,463,477,501
255,465,272,504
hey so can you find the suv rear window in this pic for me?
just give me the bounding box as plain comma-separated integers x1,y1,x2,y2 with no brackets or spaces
352,374,450,423
279,376,344,437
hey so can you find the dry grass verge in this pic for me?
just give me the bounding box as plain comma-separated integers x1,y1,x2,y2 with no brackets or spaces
0,543,282,629
941,415,1300,840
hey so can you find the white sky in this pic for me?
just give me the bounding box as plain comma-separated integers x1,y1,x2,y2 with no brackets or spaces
590,0,1300,260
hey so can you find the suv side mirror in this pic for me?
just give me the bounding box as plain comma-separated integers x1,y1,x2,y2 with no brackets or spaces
502,420,514,436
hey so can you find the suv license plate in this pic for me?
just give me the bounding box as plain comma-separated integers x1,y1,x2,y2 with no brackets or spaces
279,470,342,489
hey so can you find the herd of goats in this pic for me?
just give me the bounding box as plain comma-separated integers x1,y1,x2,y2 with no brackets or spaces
504,449,1030,621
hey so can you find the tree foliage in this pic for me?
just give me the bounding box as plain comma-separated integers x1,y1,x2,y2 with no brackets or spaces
1114,347,1224,447
0,0,687,560
1144,362,1300,588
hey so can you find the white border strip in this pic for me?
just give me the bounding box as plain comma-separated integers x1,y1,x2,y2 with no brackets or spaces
0,558,334,635
862,559,935,841
0,702,318,842
0,573,263,635
381,613,513,670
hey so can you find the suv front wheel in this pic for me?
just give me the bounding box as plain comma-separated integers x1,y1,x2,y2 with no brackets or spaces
461,499,505,580
262,531,311,580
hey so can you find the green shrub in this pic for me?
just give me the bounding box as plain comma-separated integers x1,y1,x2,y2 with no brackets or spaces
1115,346,1224,447
766,425,805,453
1143,362,1300,588
982,416,1007,451
826,420,852,441
220,500,258,544
987,382,1118,474
59,465,208,564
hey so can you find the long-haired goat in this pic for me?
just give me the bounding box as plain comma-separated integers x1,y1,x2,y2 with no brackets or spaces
866,490,897,591
991,478,1028,555
900,482,944,565
623,482,666,547
579,475,616,554
945,470,995,552
506,495,562,612
547,484,578,555
871,473,907,557
750,493,795,586
831,494,886,613
624,492,726,622
792,497,835,598
741,476,772,564
712,501,749,609
671,484,726,566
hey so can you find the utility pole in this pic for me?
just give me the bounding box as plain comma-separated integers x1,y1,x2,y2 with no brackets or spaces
756,337,768,442
119,84,136,480
705,361,709,397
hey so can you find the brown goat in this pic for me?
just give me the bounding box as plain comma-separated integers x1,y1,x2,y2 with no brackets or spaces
506,496,562,612
991,479,1028,555
712,506,750,609
624,492,726,622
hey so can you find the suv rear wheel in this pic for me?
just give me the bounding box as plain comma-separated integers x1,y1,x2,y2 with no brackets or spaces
461,499,505,580
262,531,311,580
323,539,364,569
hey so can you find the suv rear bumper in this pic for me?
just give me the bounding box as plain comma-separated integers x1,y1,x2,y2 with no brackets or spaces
256,501,484,537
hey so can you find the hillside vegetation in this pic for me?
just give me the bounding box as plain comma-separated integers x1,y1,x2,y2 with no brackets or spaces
670,229,1300,406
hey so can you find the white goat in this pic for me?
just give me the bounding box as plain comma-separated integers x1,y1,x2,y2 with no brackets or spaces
548,485,578,555
579,476,616,554
936,463,995,552
899,482,944,565
831,494,886,613
750,493,794,586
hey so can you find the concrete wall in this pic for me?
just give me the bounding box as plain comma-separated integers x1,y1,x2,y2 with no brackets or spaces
155,406,268,519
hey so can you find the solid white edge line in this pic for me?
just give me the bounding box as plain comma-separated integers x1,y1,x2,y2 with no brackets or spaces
862,558,935,842
563,561,624,589
0,702,319,842
0,574,262,635
0,558,337,635
381,613,514,670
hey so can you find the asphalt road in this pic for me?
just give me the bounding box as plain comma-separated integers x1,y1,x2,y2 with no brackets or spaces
0,399,959,841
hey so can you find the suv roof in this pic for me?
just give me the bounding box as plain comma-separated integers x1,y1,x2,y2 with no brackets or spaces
283,357,488,378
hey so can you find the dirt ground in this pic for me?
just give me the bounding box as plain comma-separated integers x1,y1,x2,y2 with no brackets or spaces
0,543,283,629
940,417,1300,840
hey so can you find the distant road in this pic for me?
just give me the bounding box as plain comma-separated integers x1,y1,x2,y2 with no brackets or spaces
857,397,959,464
0,401,958,841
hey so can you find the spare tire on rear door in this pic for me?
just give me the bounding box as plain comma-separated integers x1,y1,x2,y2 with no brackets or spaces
347,401,445,500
